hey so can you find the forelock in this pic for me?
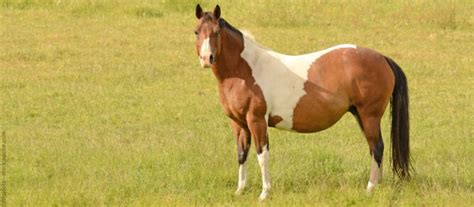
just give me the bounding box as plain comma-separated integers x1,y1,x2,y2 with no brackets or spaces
202,12,215,22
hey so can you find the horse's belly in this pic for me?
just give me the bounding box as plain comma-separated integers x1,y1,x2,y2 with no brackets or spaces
291,110,347,133
268,91,350,133
293,93,349,133
269,109,346,133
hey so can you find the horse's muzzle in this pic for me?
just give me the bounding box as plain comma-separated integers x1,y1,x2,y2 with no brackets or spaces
200,54,214,68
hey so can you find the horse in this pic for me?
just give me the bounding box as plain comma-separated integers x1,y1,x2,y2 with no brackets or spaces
193,4,410,200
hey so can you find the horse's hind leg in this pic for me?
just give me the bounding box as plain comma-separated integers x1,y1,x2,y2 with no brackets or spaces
357,111,384,193
232,121,251,195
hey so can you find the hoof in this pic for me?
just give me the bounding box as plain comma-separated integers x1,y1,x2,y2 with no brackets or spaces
234,188,244,195
366,181,376,193
258,190,269,201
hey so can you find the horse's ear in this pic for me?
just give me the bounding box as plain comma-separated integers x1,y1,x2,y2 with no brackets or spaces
195,4,203,19
213,5,221,19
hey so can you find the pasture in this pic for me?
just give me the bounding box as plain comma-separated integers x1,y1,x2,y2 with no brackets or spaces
1,0,473,206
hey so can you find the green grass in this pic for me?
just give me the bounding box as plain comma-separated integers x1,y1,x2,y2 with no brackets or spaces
1,0,473,206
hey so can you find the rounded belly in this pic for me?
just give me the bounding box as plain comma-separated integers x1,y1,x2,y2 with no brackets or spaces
288,92,350,133
291,109,347,133
267,103,348,133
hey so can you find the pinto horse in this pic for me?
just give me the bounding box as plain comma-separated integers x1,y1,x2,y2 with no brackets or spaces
194,4,410,200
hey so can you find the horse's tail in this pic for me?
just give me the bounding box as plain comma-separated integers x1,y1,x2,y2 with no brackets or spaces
385,56,411,179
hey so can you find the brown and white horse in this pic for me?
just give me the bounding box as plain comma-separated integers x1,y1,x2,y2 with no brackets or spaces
194,5,410,200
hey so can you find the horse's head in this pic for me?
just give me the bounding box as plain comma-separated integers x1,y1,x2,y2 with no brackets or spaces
194,4,221,68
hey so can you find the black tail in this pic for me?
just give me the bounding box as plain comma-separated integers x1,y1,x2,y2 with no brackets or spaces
385,56,411,179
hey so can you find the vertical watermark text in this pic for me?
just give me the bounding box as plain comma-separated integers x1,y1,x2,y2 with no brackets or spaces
1,131,5,207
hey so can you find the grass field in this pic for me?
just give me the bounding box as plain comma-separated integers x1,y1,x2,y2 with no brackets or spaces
1,0,473,206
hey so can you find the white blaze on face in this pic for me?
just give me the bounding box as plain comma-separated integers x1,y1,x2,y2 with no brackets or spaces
240,35,356,130
199,37,212,67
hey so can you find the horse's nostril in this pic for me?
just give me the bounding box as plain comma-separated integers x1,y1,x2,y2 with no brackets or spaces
210,55,214,64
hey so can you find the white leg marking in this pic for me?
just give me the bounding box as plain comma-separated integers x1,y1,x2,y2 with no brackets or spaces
367,181,376,192
257,145,271,201
367,155,382,193
235,163,247,195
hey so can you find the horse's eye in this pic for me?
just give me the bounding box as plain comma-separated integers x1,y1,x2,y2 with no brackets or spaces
194,31,199,39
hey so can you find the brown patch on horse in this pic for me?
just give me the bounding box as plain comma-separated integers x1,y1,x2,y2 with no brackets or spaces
211,19,271,154
291,48,354,132
346,47,395,113
292,47,395,133
268,115,283,127
212,19,268,129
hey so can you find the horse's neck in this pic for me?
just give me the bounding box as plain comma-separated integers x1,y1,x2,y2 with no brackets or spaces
212,29,252,81
213,28,305,86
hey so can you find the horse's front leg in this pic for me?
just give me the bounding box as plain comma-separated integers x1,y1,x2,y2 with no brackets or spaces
247,115,271,201
231,121,251,195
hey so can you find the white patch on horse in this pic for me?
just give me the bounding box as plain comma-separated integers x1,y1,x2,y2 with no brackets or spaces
257,145,270,201
199,37,212,67
241,35,356,130
235,163,247,195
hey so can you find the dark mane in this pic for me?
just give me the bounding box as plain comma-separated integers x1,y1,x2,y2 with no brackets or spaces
219,18,243,38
